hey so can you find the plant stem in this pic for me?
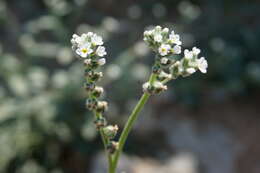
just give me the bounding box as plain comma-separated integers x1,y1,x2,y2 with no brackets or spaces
110,73,157,173
96,113,113,172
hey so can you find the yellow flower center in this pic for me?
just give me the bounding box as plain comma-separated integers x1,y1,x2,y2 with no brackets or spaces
82,48,88,54
162,48,166,52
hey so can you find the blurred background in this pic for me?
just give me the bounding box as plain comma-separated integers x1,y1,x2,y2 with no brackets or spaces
0,0,260,172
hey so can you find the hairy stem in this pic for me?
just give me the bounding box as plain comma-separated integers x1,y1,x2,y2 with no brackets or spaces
110,73,157,173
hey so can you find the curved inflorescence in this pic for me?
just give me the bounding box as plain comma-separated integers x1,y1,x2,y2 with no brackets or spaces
142,25,208,94
71,32,119,154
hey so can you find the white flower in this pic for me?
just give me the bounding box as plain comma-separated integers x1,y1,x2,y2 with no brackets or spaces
91,34,103,45
192,47,201,55
98,58,106,66
144,30,153,37
71,34,86,47
154,33,163,42
160,57,168,64
142,82,150,92
158,44,171,56
155,25,162,31
87,32,94,37
169,32,182,45
197,57,208,73
184,49,193,59
96,46,107,57
76,43,93,58
172,45,181,54
162,27,169,34
186,67,196,74
153,81,167,90
71,34,80,44
84,58,91,65
159,71,172,79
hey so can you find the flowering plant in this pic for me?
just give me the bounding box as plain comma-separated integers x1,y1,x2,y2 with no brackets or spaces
70,25,208,173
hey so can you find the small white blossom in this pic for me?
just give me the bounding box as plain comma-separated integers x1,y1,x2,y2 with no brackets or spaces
96,46,107,57
197,57,208,73
94,86,104,93
98,58,106,66
159,44,171,56
153,81,167,90
160,57,168,64
71,34,86,46
155,25,162,31
87,32,94,37
91,34,103,45
172,45,181,54
142,82,150,91
71,34,79,44
159,71,172,79
162,27,169,34
84,58,91,65
154,33,163,42
184,49,193,59
169,31,182,45
186,67,196,74
144,30,153,37
76,43,93,58
192,47,201,55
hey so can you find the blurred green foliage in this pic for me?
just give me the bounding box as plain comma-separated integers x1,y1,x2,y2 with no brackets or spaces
0,0,259,172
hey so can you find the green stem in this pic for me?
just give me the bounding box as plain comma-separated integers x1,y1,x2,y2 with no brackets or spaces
110,73,157,173
95,113,113,172
162,77,172,84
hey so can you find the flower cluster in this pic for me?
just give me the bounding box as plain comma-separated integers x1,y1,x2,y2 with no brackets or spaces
71,32,118,154
144,25,182,57
143,26,208,94
71,32,107,62
170,47,208,78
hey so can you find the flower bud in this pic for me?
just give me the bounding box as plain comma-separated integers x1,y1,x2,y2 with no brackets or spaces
186,68,196,74
162,27,169,34
84,59,92,66
160,57,171,68
97,58,106,66
84,82,95,92
94,117,107,130
103,125,119,139
143,81,167,94
142,82,150,93
88,60,99,69
85,98,97,110
157,71,172,81
170,61,181,79
96,101,108,113
85,71,103,82
153,81,167,94
155,25,162,31
152,65,162,74
107,141,119,154
92,86,104,98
